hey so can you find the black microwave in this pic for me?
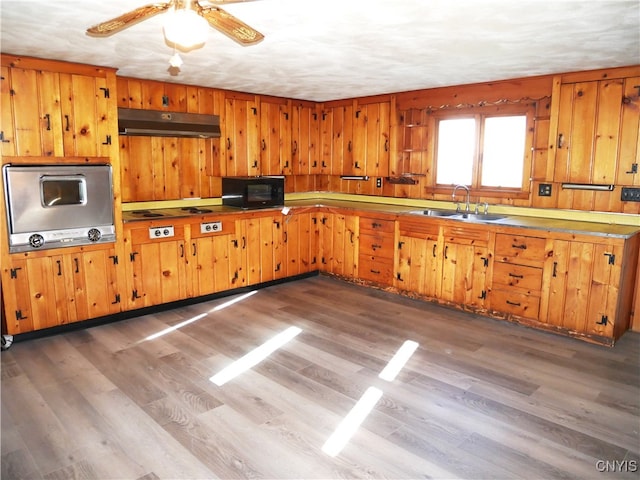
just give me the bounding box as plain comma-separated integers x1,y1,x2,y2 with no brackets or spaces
222,176,285,209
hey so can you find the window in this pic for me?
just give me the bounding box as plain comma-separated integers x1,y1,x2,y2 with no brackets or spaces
434,107,532,193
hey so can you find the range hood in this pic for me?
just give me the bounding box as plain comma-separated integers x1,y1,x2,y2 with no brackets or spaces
118,108,221,138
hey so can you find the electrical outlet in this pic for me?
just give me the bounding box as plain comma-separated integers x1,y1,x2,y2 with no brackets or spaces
376,177,382,188
621,187,640,202
538,183,552,197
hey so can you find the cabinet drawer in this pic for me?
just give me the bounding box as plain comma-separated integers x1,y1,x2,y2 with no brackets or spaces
492,262,543,293
495,234,546,266
491,289,540,320
359,233,395,258
358,255,393,283
360,217,395,234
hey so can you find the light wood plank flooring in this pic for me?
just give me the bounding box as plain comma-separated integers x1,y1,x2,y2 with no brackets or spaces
2,275,639,479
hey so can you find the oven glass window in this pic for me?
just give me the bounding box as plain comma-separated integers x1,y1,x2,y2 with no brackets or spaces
41,177,86,206
247,184,272,202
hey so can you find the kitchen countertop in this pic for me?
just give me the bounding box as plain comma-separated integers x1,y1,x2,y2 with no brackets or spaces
122,199,640,239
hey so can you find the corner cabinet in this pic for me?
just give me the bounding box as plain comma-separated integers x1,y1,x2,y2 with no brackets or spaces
541,237,638,343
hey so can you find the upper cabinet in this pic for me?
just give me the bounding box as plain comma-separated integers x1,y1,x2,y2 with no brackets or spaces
291,101,320,175
549,67,640,186
223,92,261,177
352,99,390,177
1,59,117,158
260,96,292,176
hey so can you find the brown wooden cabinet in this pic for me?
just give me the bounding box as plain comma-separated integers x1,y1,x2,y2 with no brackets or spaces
490,233,546,320
1,66,114,158
319,211,359,278
125,223,189,309
358,215,395,285
2,247,120,335
283,210,320,277
440,225,490,309
352,100,391,177
291,101,320,175
188,218,244,297
548,67,640,213
223,92,261,176
396,218,441,298
260,97,292,176
541,238,633,343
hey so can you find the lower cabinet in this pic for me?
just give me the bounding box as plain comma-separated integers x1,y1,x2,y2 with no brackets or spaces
395,219,489,309
2,246,120,335
490,233,546,320
542,239,628,341
319,211,359,278
396,218,441,297
358,215,395,285
440,225,490,309
283,210,320,277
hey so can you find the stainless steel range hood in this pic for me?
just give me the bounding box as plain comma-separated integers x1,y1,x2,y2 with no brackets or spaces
118,108,221,138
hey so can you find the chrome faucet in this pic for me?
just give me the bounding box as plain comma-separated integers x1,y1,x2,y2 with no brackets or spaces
452,184,470,213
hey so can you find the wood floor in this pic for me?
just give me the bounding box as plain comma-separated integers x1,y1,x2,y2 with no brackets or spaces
2,275,639,479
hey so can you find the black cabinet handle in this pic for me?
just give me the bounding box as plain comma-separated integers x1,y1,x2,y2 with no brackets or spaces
56,260,62,276
432,244,437,258
508,273,524,279
512,244,527,250
226,138,231,150
552,261,558,277
444,245,449,259
44,113,51,130
557,133,564,149
370,269,380,274
506,300,521,306
179,244,184,258
192,243,197,256
64,114,70,131
262,139,266,151
74,258,79,273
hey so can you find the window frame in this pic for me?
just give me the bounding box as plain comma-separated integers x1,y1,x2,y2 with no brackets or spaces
429,104,535,199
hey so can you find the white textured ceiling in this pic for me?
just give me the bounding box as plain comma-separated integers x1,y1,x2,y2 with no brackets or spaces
1,0,639,102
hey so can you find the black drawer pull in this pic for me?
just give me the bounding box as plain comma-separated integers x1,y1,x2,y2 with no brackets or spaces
370,269,380,274
508,273,524,279
506,300,521,306
512,244,527,250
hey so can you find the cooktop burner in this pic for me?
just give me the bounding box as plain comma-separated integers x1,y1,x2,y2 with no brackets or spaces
182,207,213,214
132,210,165,218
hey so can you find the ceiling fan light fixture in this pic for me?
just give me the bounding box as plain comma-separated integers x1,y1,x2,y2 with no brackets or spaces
163,6,209,49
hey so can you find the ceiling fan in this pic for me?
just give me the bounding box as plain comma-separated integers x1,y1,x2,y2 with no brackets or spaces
86,0,264,46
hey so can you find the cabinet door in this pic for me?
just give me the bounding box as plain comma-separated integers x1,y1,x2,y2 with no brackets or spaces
553,80,623,184
544,240,621,338
291,102,320,175
69,248,121,322
353,101,391,177
441,242,489,308
126,225,189,308
5,67,43,156
260,99,292,175
319,213,358,277
243,215,283,285
616,76,640,186
440,226,490,308
318,109,333,174
190,234,236,296
396,234,441,298
224,95,260,176
283,211,318,276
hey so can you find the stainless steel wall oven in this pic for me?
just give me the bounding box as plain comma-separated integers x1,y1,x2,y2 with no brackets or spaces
3,164,116,252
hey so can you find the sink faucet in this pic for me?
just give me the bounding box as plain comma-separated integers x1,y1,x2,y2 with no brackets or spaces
452,185,470,213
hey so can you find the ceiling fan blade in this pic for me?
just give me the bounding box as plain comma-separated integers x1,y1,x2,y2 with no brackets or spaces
196,5,264,45
86,2,173,36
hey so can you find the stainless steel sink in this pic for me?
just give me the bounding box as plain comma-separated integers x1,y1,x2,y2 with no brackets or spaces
452,213,506,222
408,209,458,217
